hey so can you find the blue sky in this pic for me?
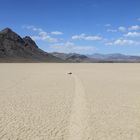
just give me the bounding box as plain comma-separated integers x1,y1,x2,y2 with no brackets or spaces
1,0,140,55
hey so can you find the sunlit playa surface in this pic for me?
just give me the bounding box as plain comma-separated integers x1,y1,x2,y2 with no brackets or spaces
0,64,140,140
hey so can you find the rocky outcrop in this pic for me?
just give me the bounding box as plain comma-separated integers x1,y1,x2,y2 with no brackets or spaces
0,28,26,57
23,36,38,49
0,28,62,62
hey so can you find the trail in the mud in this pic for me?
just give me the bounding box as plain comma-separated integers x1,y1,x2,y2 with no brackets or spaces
68,75,91,140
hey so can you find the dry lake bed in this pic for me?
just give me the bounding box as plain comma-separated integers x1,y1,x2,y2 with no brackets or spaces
0,63,140,140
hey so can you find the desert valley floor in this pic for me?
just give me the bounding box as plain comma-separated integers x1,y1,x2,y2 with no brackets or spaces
0,64,140,140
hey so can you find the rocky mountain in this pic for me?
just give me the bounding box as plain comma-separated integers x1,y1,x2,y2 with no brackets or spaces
51,52,94,62
51,52,140,63
1,28,140,63
65,54,89,62
0,28,62,62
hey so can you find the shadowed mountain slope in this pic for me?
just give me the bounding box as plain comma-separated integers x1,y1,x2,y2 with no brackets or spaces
0,28,62,62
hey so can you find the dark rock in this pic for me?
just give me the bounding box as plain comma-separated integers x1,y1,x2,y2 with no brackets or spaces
0,28,26,57
0,28,63,62
23,36,38,49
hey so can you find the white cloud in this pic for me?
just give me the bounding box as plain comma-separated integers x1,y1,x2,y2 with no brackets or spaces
107,26,126,33
53,41,74,47
23,25,43,32
107,29,117,32
51,31,63,35
50,41,96,54
128,25,140,31
118,26,127,32
124,32,140,37
31,35,58,43
23,25,58,43
72,33,102,41
106,39,140,46
105,24,111,27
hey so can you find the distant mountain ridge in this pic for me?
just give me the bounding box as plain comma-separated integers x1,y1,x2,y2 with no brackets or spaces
51,52,92,62
51,52,140,63
0,28,62,62
0,28,140,63
87,53,140,62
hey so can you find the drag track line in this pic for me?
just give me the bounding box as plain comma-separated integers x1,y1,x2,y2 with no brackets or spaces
68,75,91,140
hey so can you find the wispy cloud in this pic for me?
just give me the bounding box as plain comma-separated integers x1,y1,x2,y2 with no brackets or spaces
118,26,127,32
124,32,140,37
72,33,102,41
107,29,117,32
23,25,43,32
128,25,140,31
22,23,140,53
31,35,58,43
23,25,63,42
106,39,140,46
105,24,111,27
51,31,63,35
107,26,127,33
50,41,96,54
